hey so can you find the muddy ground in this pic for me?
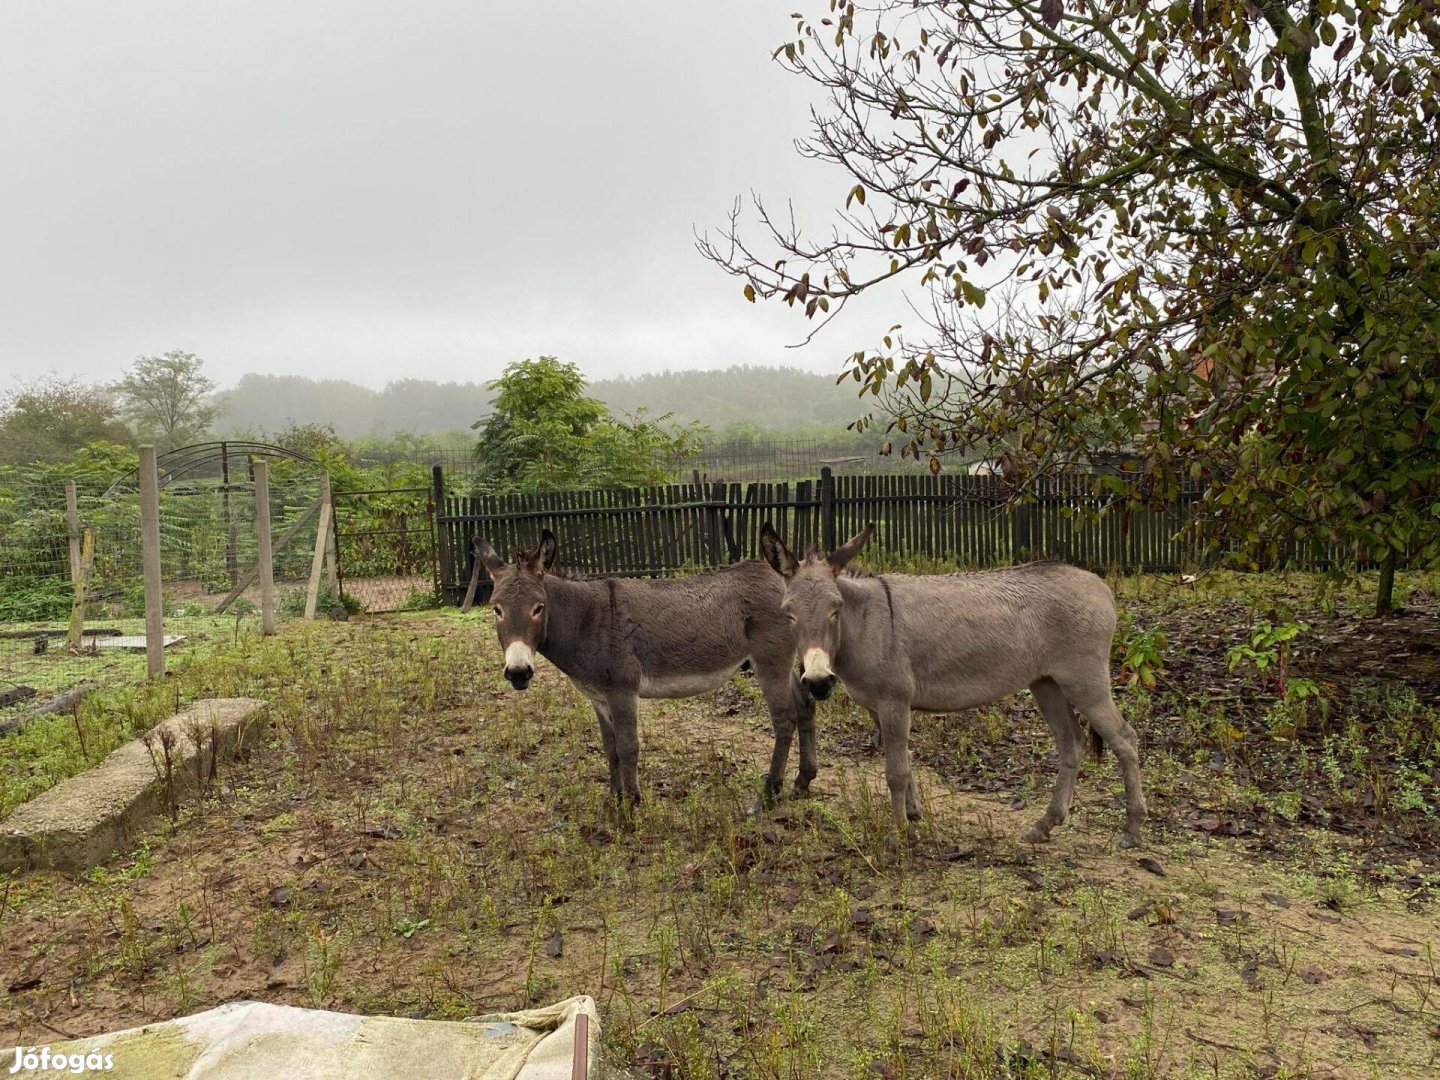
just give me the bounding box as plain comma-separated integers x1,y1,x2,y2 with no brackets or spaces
1,572,1436,1078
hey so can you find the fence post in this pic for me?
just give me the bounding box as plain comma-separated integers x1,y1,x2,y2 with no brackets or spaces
67,527,94,651
1011,494,1037,563
254,460,277,635
304,473,333,620
324,484,341,597
706,481,725,566
138,445,165,678
820,467,836,552
65,480,82,584
65,481,84,649
432,465,450,595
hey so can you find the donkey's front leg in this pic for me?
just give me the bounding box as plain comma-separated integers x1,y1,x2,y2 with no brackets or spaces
792,679,818,796
877,704,919,845
591,701,622,799
606,693,643,809
753,662,805,807
759,713,794,807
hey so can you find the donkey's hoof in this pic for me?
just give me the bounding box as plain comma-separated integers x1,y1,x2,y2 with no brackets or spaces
1114,831,1140,850
1022,825,1052,844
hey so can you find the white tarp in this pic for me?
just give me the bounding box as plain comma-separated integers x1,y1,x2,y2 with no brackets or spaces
2,996,598,1080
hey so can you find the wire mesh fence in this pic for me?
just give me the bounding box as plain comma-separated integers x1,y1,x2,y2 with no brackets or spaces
331,486,435,613
0,457,329,732
362,437,946,494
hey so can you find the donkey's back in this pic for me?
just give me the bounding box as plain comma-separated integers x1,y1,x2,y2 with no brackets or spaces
592,561,791,695
882,562,1116,709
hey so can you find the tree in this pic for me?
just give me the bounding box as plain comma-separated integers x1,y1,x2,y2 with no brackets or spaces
0,375,133,464
474,357,705,492
703,0,1440,614
115,351,221,449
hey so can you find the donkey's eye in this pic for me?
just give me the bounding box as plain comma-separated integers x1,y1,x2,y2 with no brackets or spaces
786,613,797,624
828,610,839,621
532,603,546,618
492,606,503,620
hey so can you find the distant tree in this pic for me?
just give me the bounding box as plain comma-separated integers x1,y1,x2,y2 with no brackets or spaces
219,374,381,438
115,351,220,449
590,364,875,435
704,0,1440,614
379,379,493,434
0,375,133,464
475,357,705,492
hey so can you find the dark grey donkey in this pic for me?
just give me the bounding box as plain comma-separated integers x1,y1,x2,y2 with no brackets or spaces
475,530,817,806
760,522,1146,848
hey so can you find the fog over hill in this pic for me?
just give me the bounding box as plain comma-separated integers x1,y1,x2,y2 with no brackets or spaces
219,365,873,440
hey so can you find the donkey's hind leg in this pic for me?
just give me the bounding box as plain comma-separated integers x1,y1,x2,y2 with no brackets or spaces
1024,678,1081,844
1061,678,1146,848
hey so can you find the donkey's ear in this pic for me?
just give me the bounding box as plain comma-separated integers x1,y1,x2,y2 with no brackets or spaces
530,529,559,575
760,522,799,578
474,537,506,575
827,523,874,571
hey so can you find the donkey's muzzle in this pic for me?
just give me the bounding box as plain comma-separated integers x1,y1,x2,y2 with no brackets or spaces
504,665,534,690
802,673,837,700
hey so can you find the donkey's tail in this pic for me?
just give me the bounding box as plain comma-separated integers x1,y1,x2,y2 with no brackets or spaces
1077,716,1105,761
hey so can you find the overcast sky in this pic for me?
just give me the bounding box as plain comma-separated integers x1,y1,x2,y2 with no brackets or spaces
1,1,882,390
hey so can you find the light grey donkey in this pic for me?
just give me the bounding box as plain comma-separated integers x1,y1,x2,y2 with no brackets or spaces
760,522,1146,848
475,530,817,808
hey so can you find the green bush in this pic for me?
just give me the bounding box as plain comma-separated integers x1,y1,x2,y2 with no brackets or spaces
0,574,71,621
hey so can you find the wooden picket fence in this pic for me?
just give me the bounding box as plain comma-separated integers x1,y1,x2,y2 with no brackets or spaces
433,468,1209,603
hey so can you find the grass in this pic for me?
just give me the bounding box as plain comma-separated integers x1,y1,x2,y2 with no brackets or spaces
0,571,1437,1077
0,615,269,817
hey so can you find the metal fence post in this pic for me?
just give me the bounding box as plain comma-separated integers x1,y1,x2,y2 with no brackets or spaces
254,461,277,635
138,445,165,677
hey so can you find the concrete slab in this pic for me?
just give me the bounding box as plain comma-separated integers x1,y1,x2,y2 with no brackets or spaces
0,697,264,873
0,997,599,1079
95,634,186,650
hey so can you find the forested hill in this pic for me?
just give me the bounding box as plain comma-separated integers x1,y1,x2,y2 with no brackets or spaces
589,366,868,434
219,375,494,438
219,366,870,439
